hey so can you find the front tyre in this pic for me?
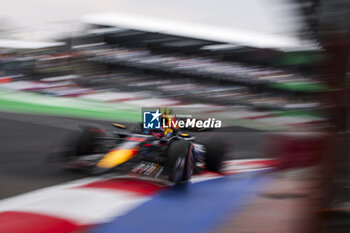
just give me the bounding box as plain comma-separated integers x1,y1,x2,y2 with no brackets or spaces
166,139,193,184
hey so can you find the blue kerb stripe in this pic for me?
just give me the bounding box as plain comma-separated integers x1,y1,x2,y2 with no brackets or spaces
90,172,267,233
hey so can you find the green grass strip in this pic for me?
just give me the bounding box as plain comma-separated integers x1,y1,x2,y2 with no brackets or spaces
0,89,141,122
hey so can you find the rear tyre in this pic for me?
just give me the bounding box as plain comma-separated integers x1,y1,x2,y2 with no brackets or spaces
75,126,105,156
166,139,193,184
47,125,106,169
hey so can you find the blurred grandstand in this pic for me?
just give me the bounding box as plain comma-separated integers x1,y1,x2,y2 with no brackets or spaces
0,12,330,131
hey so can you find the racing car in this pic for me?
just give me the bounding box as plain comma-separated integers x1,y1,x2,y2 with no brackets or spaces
48,123,230,184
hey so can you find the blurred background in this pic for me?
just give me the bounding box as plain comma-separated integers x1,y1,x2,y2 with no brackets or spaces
0,0,349,233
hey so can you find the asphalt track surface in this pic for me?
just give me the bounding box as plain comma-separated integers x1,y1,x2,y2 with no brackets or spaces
0,111,267,200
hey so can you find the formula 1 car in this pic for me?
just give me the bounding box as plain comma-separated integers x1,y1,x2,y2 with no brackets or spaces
48,123,230,184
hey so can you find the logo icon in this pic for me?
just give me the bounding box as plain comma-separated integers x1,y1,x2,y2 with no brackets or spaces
143,109,161,129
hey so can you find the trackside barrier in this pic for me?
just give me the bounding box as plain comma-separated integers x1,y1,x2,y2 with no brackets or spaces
266,132,327,169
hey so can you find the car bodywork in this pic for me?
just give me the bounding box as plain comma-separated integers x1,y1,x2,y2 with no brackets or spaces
49,123,225,184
